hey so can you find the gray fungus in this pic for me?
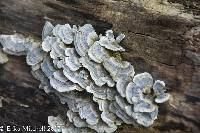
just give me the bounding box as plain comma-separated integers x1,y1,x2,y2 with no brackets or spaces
0,21,171,133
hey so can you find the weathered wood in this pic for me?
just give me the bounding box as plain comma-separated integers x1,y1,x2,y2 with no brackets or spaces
0,0,199,132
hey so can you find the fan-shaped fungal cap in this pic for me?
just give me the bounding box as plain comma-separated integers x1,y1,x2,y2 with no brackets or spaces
99,31,125,51
132,72,153,89
50,50,59,60
93,97,109,111
50,77,81,92
133,100,156,113
132,108,158,127
125,82,140,104
73,24,96,56
92,97,119,127
109,102,136,124
42,36,59,52
103,57,135,81
115,95,129,110
86,84,116,100
53,70,68,82
24,38,41,52
77,102,99,125
155,93,171,103
101,111,117,126
88,41,110,63
153,80,165,94
53,24,74,44
80,56,115,87
124,105,134,117
41,57,56,78
125,81,157,113
153,80,170,103
26,47,45,66
42,21,54,40
50,39,65,59
87,32,98,46
0,34,27,55
31,63,41,71
116,77,132,97
63,67,90,89
65,48,82,71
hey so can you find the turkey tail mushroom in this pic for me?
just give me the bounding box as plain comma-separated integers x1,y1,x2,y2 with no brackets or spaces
0,21,171,133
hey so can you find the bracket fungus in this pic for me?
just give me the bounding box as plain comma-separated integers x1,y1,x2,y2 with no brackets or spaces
0,21,171,133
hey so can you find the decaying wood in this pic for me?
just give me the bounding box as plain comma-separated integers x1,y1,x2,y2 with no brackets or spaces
0,0,199,132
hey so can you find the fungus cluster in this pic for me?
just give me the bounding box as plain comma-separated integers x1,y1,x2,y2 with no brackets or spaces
0,21,170,133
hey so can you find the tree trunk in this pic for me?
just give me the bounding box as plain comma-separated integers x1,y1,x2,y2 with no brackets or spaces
0,0,199,132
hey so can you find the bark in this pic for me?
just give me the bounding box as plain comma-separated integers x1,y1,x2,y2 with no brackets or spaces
0,0,200,132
